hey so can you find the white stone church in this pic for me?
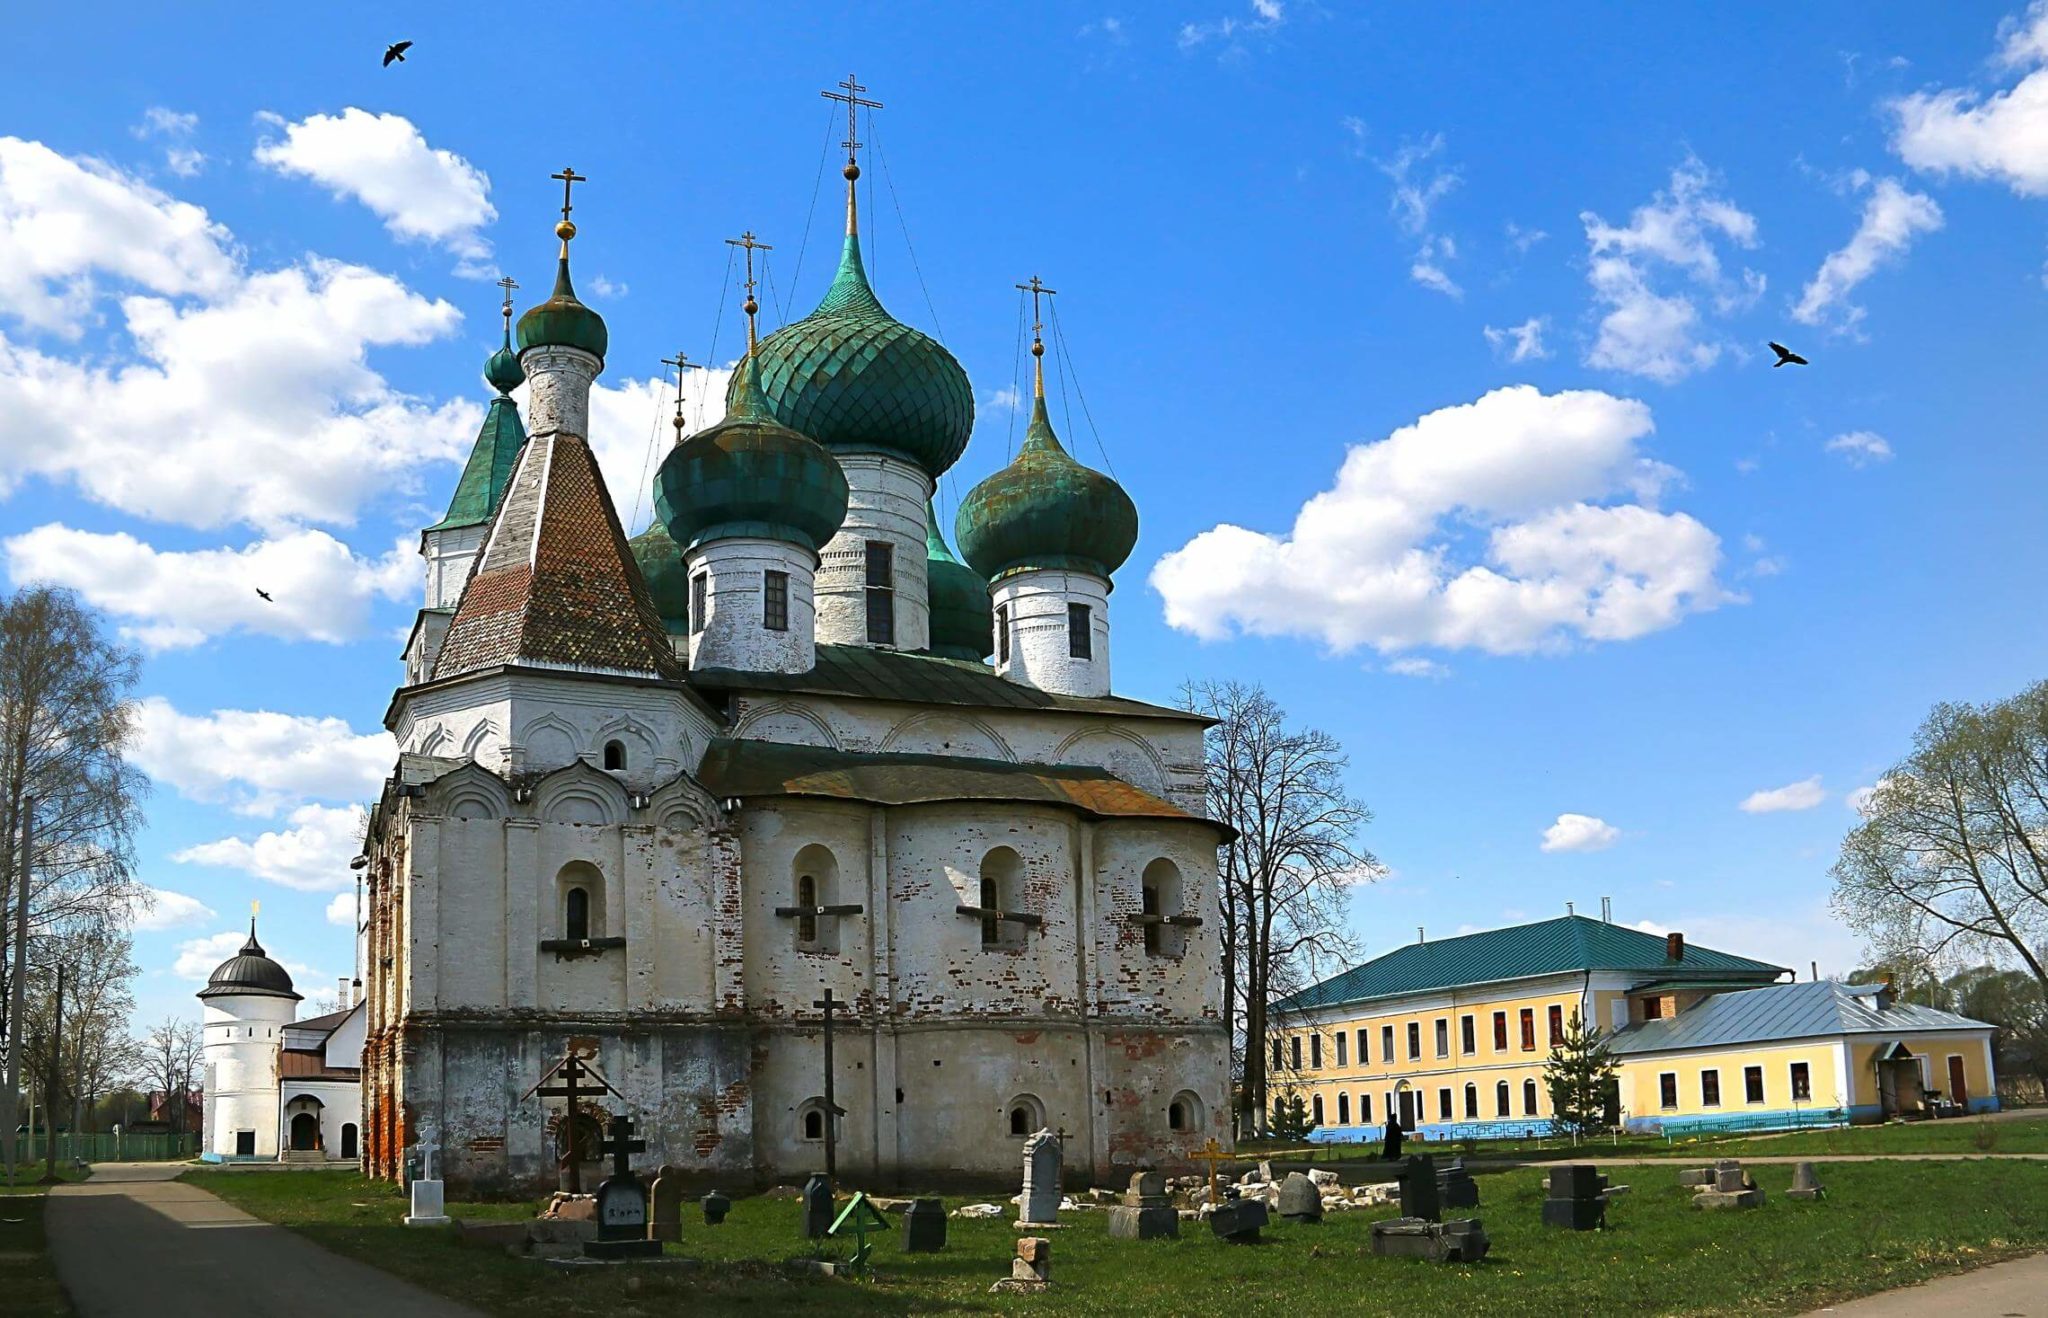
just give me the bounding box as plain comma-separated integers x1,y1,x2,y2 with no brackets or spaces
362,138,1228,1193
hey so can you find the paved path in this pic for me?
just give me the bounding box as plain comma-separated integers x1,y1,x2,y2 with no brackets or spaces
1804,1251,2048,1315
45,1163,481,1318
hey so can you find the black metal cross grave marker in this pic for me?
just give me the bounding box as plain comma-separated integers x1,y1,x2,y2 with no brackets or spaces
812,989,850,1179
599,1113,645,1178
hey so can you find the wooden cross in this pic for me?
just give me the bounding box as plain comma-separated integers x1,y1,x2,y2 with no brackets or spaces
526,1049,618,1193
599,1113,645,1180
820,73,882,170
812,989,850,1179
1191,1137,1234,1206
550,166,586,224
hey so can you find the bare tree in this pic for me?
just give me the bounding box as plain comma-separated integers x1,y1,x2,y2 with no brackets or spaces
1833,682,2048,1000
139,1016,202,1133
17,921,139,1134
1182,680,1379,1140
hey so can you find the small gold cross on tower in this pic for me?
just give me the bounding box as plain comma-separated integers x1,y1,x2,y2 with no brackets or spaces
496,275,519,322
550,166,586,251
725,231,774,352
660,350,694,436
1015,275,1058,396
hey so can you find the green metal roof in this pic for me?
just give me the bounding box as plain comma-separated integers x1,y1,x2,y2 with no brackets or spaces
743,231,973,478
956,394,1138,584
516,256,608,364
925,500,991,661
427,394,527,533
1275,916,1786,1012
628,522,688,636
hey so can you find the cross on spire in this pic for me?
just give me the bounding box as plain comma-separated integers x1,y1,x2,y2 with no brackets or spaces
496,276,519,324
821,74,881,236
660,350,694,435
550,167,586,255
1015,275,1058,396
726,231,774,353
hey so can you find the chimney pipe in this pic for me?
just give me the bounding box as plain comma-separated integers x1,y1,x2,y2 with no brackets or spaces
1601,896,1612,923
1417,926,1426,944
1810,960,1818,983
1666,931,1685,962
1566,900,1575,916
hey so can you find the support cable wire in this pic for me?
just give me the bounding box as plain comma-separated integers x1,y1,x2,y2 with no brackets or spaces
1049,298,1119,479
788,101,839,300
762,248,787,327
1007,287,1026,461
868,115,946,341
628,244,735,535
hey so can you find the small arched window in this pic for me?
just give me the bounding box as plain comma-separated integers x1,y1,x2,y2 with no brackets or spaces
1337,1092,1350,1125
804,1109,823,1140
1463,1082,1478,1119
1140,880,1161,955
1006,1093,1045,1136
1523,1078,1540,1116
1009,1105,1030,1136
796,874,818,944
790,845,841,955
1496,1080,1511,1117
1168,1090,1202,1133
980,876,1001,947
1140,859,1187,958
603,740,625,771
565,886,590,942
1310,1094,1324,1126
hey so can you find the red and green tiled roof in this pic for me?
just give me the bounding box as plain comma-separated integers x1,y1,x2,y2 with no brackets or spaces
1275,915,1785,1012
433,430,684,681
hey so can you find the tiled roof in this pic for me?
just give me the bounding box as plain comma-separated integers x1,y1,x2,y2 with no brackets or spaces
689,643,1201,722
697,737,1227,832
1609,980,1994,1055
433,431,685,682
1275,916,1785,1012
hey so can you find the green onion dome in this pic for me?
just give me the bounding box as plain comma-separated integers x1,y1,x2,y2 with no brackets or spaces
925,502,992,661
655,355,850,557
628,522,689,636
738,232,973,479
516,255,608,364
956,394,1138,585
484,321,526,394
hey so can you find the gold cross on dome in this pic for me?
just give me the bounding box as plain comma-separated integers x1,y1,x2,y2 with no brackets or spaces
496,275,518,319
550,167,586,223
1014,275,1058,344
820,73,882,169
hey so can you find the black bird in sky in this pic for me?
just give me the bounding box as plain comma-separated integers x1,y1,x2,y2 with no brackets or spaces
255,588,273,603
1768,341,1809,368
383,41,413,67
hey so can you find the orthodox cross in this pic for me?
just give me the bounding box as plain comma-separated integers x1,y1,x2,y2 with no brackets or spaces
725,231,773,347
1191,1137,1233,1206
496,275,519,321
811,989,850,1179
598,1113,646,1180
1016,275,1057,390
418,1126,439,1182
820,73,882,173
550,166,586,225
660,350,694,435
524,1048,618,1193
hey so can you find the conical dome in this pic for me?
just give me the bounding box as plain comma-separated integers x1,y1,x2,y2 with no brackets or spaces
925,501,991,661
427,333,529,534
629,522,689,635
740,232,973,478
517,256,608,364
956,395,1137,584
196,921,300,1002
656,356,850,556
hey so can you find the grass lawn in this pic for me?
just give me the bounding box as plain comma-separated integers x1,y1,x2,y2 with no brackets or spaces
0,1184,74,1317
187,1160,2048,1316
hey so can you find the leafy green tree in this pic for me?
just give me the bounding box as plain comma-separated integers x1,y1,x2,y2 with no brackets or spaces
1268,1092,1318,1143
1543,1009,1618,1138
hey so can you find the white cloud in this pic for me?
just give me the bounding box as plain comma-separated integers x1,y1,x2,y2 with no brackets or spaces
1541,813,1621,854
1381,135,1460,236
174,803,368,892
1152,385,1732,655
254,109,494,270
172,928,329,984
5,525,415,649
1846,782,1881,814
1893,3,2048,199
586,274,628,299
132,109,204,178
1178,0,1284,51
586,366,734,535
1079,16,1127,43
1739,775,1827,814
1581,159,1761,382
1484,317,1550,362
1824,430,1894,467
983,385,1022,414
1409,234,1461,298
1793,178,1942,330
131,887,216,931
1505,221,1547,253
1385,656,1449,679
1340,116,1368,157
132,697,394,815
325,892,358,928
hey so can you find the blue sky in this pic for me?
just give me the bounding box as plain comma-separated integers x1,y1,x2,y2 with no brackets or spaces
5,2,2047,1026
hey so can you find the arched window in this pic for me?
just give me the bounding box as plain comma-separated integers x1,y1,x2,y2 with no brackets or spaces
1360,1092,1372,1124
603,740,625,771
1140,880,1160,955
804,1109,823,1140
1463,1083,1478,1119
1140,859,1187,958
1337,1093,1350,1125
1523,1078,1540,1116
796,874,818,944
1168,1090,1203,1133
1496,1080,1511,1116
1310,1094,1324,1127
1006,1093,1045,1136
1009,1105,1030,1136
979,848,1026,951
565,886,590,942
980,876,1001,947
790,845,841,954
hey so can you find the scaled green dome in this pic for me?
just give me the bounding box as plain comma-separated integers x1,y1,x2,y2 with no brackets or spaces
484,333,526,394
516,257,609,364
739,232,973,478
629,522,689,636
925,502,992,661
956,395,1138,584
656,356,851,556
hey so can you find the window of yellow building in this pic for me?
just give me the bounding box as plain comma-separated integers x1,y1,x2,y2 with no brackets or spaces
1272,1039,1283,1071
1381,1024,1394,1062
1356,1028,1369,1064
1360,1092,1372,1123
1335,1032,1347,1067
1311,1094,1324,1126
1743,1065,1764,1104
1437,1088,1452,1121
1290,1036,1302,1070
1434,1018,1449,1058
1658,1072,1678,1110
1523,1078,1539,1115
1406,1021,1421,1060
1310,1034,1322,1069
1548,1004,1565,1047
1460,1014,1476,1055
1519,1008,1535,1051
1495,1080,1510,1115
1463,1083,1478,1118
1790,1061,1811,1102
1492,1011,1507,1051
1337,1093,1349,1124
1701,1069,1720,1107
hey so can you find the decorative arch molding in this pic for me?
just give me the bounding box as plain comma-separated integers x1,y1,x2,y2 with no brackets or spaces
520,712,582,772
414,725,453,757
423,762,509,820
590,713,662,770
460,717,502,760
879,710,1016,761
645,770,724,833
1052,725,1170,796
532,761,628,827
731,700,841,750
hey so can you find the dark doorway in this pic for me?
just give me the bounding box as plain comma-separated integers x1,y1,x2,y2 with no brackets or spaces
1396,1087,1417,1129
1947,1055,1969,1108
235,1130,255,1157
289,1112,320,1151
340,1123,358,1159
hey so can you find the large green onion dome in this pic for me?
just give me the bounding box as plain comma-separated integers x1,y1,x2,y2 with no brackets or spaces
738,232,973,479
516,247,609,365
655,355,850,557
628,522,689,636
925,502,992,661
956,394,1138,585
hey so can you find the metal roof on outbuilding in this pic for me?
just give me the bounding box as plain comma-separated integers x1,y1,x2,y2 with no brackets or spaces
1608,980,1994,1055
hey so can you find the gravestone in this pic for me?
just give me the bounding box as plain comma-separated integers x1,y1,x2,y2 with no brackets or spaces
1397,1154,1441,1222
1018,1129,1062,1227
1107,1171,1179,1240
701,1191,732,1225
903,1197,947,1252
585,1115,660,1260
404,1128,451,1227
1436,1157,1479,1210
1369,1216,1491,1263
1276,1172,1323,1224
1786,1162,1825,1202
802,1173,834,1239
1208,1196,1268,1243
647,1164,682,1243
826,1192,892,1276
1691,1159,1764,1210
990,1236,1053,1294
1541,1163,1608,1230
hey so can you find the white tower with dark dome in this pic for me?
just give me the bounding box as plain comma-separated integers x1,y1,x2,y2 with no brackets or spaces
198,920,300,1160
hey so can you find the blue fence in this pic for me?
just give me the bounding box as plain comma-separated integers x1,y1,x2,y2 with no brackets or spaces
1646,1107,1849,1141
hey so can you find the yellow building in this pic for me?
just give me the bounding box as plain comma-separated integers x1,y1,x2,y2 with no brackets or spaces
1272,915,1999,1140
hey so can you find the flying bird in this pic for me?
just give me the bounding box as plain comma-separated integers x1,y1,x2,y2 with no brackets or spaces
255,588,273,603
1768,341,1809,368
383,40,412,67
